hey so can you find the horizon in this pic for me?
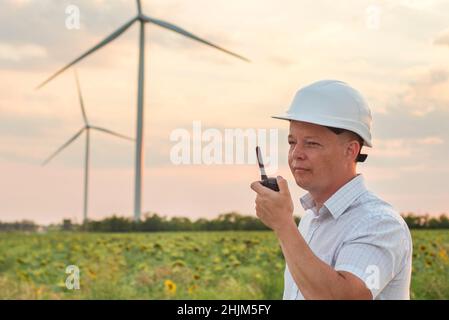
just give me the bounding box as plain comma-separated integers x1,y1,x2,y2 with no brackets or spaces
2,210,448,227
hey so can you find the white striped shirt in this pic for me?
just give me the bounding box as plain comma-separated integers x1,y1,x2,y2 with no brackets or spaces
283,174,413,300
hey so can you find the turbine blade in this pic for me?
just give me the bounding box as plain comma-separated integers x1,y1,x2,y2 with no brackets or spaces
74,70,88,125
42,128,85,166
142,15,250,62
36,17,138,89
90,126,134,141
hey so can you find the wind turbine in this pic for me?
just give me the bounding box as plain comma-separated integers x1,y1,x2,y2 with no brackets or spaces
42,70,134,223
37,0,249,221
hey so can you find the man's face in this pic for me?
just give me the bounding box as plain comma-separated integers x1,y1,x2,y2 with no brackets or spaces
288,120,349,193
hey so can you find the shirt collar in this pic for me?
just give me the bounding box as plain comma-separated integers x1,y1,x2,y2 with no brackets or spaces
299,174,368,219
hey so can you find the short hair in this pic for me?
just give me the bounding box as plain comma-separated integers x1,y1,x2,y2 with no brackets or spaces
325,126,367,162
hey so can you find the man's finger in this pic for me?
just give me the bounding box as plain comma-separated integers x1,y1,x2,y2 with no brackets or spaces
276,176,291,195
250,181,270,196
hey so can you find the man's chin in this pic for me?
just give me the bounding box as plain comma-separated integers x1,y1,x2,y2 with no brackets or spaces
294,178,311,191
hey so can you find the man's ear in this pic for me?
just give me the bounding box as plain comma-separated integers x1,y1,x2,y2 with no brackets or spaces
337,132,361,162
345,140,360,162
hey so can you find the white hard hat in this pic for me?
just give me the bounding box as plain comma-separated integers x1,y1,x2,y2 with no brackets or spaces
272,80,373,148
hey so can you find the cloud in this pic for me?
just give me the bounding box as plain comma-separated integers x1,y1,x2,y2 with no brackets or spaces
416,136,444,145
373,109,449,151
0,42,47,62
369,139,412,158
368,135,445,160
369,107,449,176
433,28,449,47
0,0,246,71
365,66,449,179
408,68,449,86
392,67,449,116
267,55,296,67
395,0,447,11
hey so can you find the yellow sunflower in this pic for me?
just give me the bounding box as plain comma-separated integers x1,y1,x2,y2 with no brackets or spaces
164,279,177,295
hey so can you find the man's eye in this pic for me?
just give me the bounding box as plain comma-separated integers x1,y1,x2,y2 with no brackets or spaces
305,141,320,147
288,140,295,145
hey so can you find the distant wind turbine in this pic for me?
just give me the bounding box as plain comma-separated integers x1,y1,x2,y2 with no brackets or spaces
37,0,249,221
42,70,134,223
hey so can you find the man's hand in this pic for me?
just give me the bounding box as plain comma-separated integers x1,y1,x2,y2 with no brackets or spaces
250,176,295,233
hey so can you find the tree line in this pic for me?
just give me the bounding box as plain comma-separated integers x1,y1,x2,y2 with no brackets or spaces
0,212,448,232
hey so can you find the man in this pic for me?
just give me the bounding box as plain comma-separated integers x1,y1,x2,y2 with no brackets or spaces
250,80,412,300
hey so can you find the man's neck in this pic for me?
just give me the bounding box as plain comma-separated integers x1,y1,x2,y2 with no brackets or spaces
311,173,358,211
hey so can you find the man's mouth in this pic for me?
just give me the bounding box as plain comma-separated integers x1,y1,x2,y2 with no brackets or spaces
293,167,310,172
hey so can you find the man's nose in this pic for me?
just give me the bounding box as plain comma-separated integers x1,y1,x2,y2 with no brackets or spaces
290,143,307,160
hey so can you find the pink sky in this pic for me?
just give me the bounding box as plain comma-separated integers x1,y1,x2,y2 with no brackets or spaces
1,0,449,224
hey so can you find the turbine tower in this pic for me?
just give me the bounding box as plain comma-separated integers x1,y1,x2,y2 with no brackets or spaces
37,0,249,221
42,70,134,223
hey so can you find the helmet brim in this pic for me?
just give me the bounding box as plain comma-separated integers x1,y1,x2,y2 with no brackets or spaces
271,113,373,148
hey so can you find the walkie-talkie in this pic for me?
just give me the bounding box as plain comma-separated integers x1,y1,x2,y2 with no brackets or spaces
256,146,280,192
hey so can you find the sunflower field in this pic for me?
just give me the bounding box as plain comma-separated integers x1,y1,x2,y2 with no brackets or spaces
0,230,448,299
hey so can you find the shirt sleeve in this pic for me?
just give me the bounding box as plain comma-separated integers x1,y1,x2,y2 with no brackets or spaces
334,214,410,299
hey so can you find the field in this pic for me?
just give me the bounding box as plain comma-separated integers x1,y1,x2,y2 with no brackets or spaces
0,230,448,299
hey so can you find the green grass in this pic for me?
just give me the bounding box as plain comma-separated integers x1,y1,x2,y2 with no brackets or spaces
0,230,448,299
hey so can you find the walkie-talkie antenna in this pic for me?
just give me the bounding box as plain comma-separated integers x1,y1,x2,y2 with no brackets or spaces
256,146,268,180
